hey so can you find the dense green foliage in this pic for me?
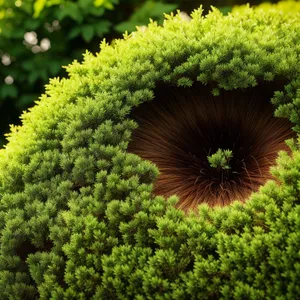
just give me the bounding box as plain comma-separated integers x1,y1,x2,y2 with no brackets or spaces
0,0,277,147
0,1,300,298
208,149,233,170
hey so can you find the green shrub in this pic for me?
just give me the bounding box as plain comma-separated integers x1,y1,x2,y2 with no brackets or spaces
0,0,277,147
0,1,300,299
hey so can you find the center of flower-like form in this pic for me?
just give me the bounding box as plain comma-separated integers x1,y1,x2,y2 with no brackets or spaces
208,148,233,170
128,84,295,211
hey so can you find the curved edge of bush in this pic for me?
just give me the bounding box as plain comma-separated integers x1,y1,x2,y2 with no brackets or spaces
0,1,300,298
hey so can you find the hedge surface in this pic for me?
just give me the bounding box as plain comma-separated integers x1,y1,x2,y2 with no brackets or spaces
0,1,300,299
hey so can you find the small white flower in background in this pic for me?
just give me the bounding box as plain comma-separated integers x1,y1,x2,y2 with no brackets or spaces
24,32,38,45
32,45,41,53
52,20,60,29
40,38,51,51
4,76,14,85
2,54,11,66
180,12,191,22
45,20,60,32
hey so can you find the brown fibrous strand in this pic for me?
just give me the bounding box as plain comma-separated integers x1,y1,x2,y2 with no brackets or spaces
128,84,295,212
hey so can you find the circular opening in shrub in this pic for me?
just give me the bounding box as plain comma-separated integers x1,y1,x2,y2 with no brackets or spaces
129,82,296,211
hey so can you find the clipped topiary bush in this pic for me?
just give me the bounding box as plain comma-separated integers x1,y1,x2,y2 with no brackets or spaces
1,1,300,298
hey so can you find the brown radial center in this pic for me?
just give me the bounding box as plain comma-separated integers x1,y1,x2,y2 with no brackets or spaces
128,83,295,212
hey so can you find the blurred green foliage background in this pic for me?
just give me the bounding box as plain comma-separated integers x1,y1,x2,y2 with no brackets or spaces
0,0,277,146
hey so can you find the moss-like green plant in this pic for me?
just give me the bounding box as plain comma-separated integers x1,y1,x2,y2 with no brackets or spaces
208,149,233,170
0,1,300,299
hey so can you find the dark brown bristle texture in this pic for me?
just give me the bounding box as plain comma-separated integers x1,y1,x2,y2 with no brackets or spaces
128,84,296,212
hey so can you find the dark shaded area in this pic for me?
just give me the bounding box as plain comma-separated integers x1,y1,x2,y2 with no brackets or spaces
129,81,296,211
16,239,54,261
177,0,278,13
